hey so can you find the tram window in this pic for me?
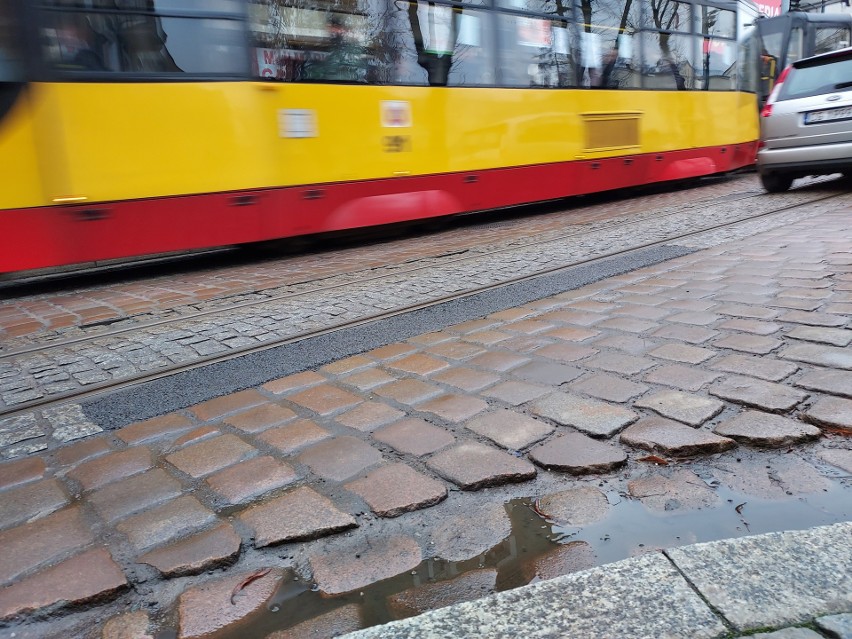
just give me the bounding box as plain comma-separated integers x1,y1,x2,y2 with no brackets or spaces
574,0,641,89
496,14,576,87
639,0,692,33
814,25,851,55
640,32,696,89
697,37,735,89
39,3,249,76
1,2,27,81
697,6,734,38
786,26,803,64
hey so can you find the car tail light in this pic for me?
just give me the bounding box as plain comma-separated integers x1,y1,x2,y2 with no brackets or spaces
762,66,791,118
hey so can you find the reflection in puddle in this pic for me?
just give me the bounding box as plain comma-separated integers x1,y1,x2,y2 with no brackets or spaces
208,481,850,639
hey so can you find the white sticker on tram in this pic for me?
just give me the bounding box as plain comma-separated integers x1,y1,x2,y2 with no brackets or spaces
279,109,318,138
381,101,412,128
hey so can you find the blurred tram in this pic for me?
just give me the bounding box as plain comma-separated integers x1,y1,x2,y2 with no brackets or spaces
752,11,852,105
0,0,759,275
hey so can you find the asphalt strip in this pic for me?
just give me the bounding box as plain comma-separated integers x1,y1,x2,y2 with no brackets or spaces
83,244,694,429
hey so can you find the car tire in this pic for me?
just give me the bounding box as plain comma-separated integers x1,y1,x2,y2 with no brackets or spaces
760,172,793,193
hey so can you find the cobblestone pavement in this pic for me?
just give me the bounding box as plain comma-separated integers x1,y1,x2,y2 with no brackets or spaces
0,198,849,639
0,177,848,420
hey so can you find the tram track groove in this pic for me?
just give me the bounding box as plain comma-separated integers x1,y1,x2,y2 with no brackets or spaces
0,186,828,361
0,187,847,421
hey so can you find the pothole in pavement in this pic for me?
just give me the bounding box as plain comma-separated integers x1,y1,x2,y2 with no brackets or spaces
153,475,851,639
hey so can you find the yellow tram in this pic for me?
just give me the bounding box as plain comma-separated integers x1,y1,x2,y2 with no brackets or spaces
0,0,759,274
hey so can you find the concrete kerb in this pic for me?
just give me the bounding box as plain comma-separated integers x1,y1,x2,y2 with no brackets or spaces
344,522,852,639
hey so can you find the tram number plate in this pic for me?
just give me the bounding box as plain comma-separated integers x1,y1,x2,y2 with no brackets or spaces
383,135,412,152
804,106,852,124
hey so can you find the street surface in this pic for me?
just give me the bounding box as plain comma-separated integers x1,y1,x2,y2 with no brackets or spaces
0,173,849,639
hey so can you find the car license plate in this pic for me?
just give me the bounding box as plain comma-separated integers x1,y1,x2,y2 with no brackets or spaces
805,105,852,124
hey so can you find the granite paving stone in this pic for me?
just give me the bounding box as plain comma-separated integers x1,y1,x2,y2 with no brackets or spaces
481,380,549,405
780,343,852,370
528,432,627,474
795,369,852,399
666,522,852,631
530,392,638,438
340,367,398,391
176,568,284,639
0,457,47,490
321,355,374,375
570,373,649,402
87,468,183,523
116,496,217,552
741,629,824,638
172,425,219,448
387,569,498,620
427,442,536,490
668,311,720,326
137,523,242,577
116,413,194,445
786,326,852,347
262,371,326,394
431,366,500,392
223,403,297,434
416,393,488,422
543,326,599,342
718,319,782,335
715,303,779,320
534,342,598,363
633,390,724,427
67,447,153,492
648,343,715,364
297,436,383,481
287,383,364,416
468,352,530,372
428,502,511,562
708,376,809,413
710,354,799,382
54,437,112,467
258,419,331,454
336,401,406,432
345,463,447,517
712,334,783,355
713,410,821,447
385,353,451,376
0,548,126,621
620,417,736,457
165,434,257,478
777,310,848,327
373,379,444,404
309,535,422,596
189,389,267,422
101,611,152,639
534,487,610,525
584,352,657,375
595,317,659,333
510,360,584,385
815,613,852,638
205,456,297,505
519,541,597,582
464,409,554,450
0,479,68,530
346,552,727,639
803,396,852,433
628,469,718,512
267,604,364,639
652,324,719,344
425,340,487,360
642,364,722,391
463,329,511,345
239,486,356,547
820,448,852,473
372,419,455,456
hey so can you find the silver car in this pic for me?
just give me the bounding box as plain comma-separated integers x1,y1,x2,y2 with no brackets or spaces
757,47,852,193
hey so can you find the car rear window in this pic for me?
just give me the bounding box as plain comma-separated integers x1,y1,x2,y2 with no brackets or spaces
778,54,852,100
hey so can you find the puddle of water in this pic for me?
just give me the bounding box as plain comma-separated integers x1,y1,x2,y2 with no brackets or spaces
199,480,851,639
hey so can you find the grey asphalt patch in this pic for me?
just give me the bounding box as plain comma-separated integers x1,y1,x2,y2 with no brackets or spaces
82,245,692,429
